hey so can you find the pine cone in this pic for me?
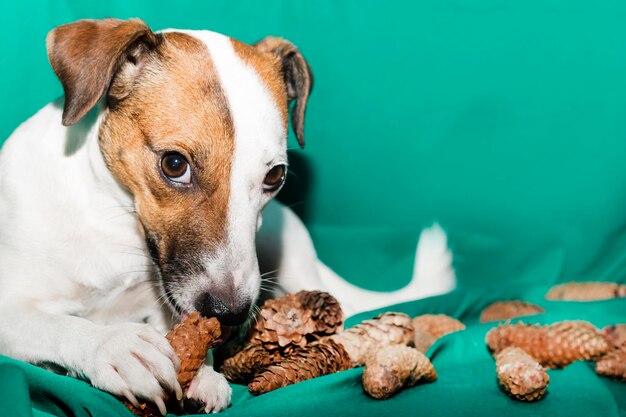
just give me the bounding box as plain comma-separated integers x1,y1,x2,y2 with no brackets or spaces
362,345,437,400
248,339,352,395
595,345,626,381
480,301,544,323
412,314,465,340
546,281,626,301
295,290,344,336
124,312,221,416
250,294,316,350
494,347,549,401
331,312,415,366
602,324,626,349
221,343,283,384
486,321,610,368
168,312,222,388
413,330,437,353
247,312,414,395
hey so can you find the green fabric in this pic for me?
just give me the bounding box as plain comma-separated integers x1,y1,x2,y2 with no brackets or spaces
3,0,626,292
1,290,625,416
1,0,626,416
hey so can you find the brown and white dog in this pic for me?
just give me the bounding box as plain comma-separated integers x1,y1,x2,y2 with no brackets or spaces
0,18,455,414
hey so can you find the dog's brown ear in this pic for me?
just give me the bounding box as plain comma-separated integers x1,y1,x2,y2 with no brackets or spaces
46,18,158,126
255,37,313,148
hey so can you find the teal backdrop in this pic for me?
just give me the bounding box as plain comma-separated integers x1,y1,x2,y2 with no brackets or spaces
0,1,625,416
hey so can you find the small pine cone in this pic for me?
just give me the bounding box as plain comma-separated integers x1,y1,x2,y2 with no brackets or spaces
250,294,316,350
331,312,414,366
221,343,284,384
602,324,626,349
167,312,222,388
480,301,544,323
363,345,437,400
248,339,352,395
546,281,626,301
295,290,344,336
412,314,466,340
125,313,221,416
595,345,626,381
486,321,610,368
495,347,549,401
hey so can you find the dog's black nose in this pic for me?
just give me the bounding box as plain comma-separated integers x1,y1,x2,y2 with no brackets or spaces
195,293,251,326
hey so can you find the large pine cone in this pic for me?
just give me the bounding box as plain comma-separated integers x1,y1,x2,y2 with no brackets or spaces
249,294,316,350
248,339,352,395
249,291,344,352
295,290,344,336
221,343,284,384
486,321,610,368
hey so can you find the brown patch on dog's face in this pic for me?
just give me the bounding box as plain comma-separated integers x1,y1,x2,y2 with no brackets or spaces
99,32,234,292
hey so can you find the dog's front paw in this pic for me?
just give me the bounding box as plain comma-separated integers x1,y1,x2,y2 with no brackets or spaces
183,365,232,414
85,323,182,414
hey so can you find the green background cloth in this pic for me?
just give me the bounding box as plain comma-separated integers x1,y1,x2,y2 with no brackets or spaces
1,0,625,415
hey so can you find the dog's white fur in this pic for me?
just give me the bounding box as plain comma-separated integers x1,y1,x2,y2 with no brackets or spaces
0,27,455,414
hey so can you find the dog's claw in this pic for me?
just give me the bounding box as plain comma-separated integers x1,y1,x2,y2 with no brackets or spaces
175,382,183,401
153,396,167,416
122,389,139,408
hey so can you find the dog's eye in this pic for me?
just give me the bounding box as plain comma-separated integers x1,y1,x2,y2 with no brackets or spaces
161,152,191,184
263,164,286,192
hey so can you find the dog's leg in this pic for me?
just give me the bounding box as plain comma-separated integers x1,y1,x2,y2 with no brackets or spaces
0,305,182,414
182,351,232,414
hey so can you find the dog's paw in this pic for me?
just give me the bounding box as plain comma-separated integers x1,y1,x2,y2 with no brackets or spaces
183,365,232,414
85,323,182,414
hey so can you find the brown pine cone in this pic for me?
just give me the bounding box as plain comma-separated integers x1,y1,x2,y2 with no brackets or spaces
495,347,549,401
546,281,626,301
168,312,222,388
331,312,415,366
221,343,283,384
250,294,316,350
124,312,221,416
486,321,610,368
601,324,626,349
413,330,437,353
412,314,465,340
595,344,626,381
248,339,352,395
295,290,344,336
480,301,544,323
362,345,437,400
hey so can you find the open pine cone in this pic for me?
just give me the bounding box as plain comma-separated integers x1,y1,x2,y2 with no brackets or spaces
295,290,344,336
248,291,343,352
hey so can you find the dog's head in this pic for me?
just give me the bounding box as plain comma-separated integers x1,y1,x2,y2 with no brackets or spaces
46,18,312,325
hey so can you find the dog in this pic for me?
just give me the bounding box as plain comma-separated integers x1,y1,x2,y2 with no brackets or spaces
0,18,455,414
